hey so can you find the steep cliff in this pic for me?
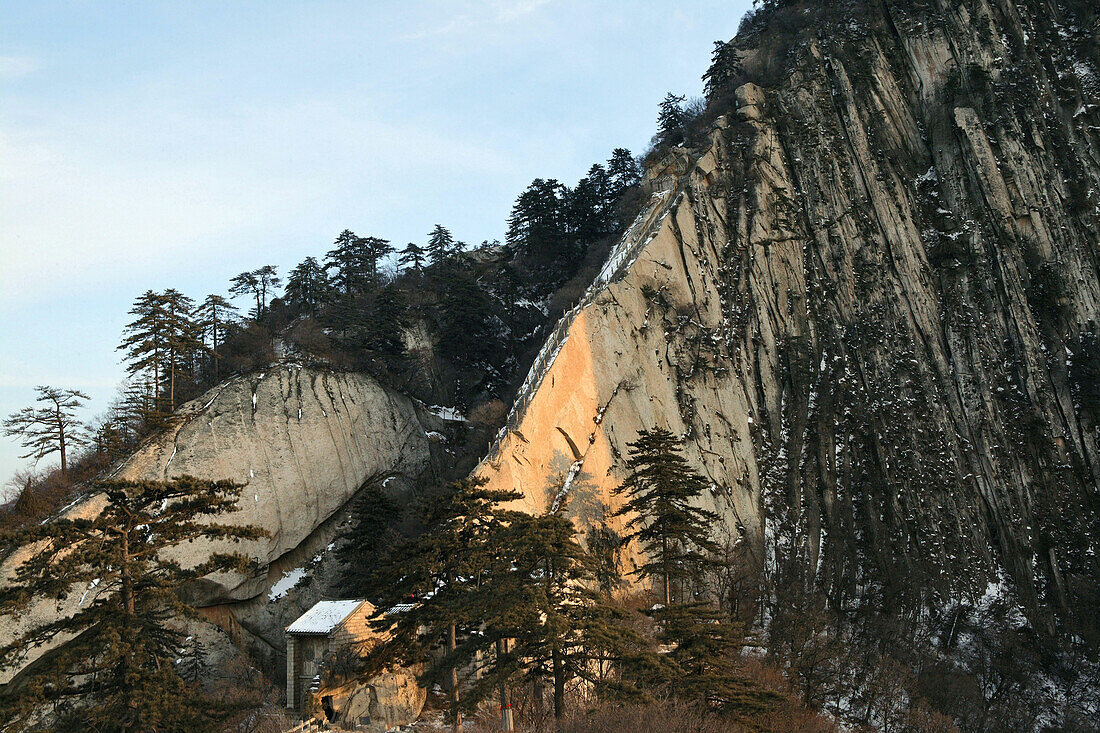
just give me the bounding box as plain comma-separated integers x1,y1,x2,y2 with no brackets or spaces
478,0,1100,716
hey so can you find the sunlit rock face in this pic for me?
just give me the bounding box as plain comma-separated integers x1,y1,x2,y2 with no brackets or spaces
480,0,1100,643
477,147,762,575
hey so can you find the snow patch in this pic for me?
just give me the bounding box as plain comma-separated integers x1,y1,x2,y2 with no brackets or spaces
79,578,101,605
427,405,467,422
268,567,308,601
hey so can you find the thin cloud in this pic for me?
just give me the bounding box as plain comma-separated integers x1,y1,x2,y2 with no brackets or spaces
403,0,551,40
493,0,552,21
0,54,39,79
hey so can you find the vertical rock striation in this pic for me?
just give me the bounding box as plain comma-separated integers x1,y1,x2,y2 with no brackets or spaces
479,0,1100,650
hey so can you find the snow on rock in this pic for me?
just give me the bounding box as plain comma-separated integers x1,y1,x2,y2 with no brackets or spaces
267,567,308,601
427,405,467,422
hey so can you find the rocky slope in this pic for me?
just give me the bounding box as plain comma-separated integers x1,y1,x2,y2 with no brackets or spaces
0,366,446,681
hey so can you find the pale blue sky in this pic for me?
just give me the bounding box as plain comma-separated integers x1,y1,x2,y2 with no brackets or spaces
0,1,751,489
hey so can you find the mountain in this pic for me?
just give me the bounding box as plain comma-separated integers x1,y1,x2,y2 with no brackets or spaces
480,0,1100,723
3,0,1098,728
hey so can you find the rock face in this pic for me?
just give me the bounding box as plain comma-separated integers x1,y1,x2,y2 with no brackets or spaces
0,366,443,682
477,154,762,572
480,0,1100,651
333,670,426,732
113,365,442,602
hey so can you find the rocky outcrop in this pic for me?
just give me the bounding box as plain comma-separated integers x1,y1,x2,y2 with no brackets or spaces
479,0,1100,649
331,670,426,732
114,365,442,602
3,1,1096,724
0,366,444,682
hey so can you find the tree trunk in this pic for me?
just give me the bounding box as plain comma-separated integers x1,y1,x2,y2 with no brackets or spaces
533,676,545,723
119,529,137,718
552,644,565,721
497,639,514,731
449,621,462,733
662,534,671,606
57,405,67,476
154,345,160,416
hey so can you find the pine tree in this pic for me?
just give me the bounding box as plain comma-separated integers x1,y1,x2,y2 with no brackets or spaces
360,286,407,357
567,165,610,245
506,179,569,273
468,504,655,722
587,522,625,596
336,482,407,601
0,476,269,731
2,387,89,476
324,229,363,294
607,148,641,197
362,236,394,283
432,265,500,365
254,265,281,315
702,40,744,100
656,92,688,147
118,290,170,417
192,294,239,381
611,429,776,719
648,602,779,717
178,636,206,685
284,256,330,315
161,289,204,411
362,478,523,733
91,417,129,466
398,242,426,273
612,428,720,605
324,284,407,363
325,231,389,294
118,290,204,417
426,225,456,265
117,376,159,434
229,265,280,318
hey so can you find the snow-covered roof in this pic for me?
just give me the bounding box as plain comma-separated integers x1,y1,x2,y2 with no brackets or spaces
286,600,368,635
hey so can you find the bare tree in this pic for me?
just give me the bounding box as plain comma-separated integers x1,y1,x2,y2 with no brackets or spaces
2,386,90,475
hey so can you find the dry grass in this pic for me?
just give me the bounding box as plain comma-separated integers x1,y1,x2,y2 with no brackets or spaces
463,696,836,733
0,468,76,535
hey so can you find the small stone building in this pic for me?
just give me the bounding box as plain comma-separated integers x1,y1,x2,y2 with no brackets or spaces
285,600,425,730
286,599,373,713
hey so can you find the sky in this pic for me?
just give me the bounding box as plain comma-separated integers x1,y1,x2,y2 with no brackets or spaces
0,0,753,491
